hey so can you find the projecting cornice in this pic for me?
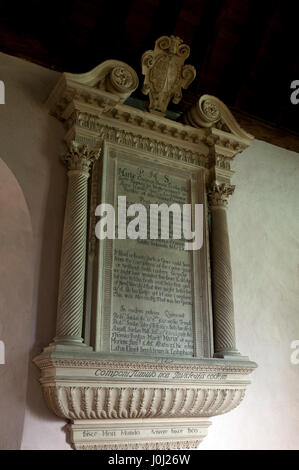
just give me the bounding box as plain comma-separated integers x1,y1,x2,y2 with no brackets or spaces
46,57,255,211
47,65,253,179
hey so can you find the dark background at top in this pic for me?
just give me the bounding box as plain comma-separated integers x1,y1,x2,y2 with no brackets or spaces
0,0,298,139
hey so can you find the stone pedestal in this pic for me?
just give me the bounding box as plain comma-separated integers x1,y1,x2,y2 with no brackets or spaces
34,353,256,450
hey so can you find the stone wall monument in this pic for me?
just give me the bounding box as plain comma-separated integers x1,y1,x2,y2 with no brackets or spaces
34,36,257,450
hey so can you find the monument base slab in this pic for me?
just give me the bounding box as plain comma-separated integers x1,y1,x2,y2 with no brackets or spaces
70,417,211,450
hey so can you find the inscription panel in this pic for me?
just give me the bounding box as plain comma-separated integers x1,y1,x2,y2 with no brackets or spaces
95,145,211,358
74,425,206,441
70,418,211,448
112,160,193,357
94,368,228,381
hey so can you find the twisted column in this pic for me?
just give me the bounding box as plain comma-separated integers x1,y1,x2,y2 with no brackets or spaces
54,142,100,345
208,183,239,357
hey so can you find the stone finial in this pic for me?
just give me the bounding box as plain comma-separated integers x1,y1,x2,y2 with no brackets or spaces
141,35,196,116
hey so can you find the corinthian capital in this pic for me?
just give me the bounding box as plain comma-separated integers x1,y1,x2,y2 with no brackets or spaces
208,183,235,207
61,142,101,173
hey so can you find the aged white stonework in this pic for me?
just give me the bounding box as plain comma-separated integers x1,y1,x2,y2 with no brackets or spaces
34,39,257,450
55,143,101,345
142,35,196,115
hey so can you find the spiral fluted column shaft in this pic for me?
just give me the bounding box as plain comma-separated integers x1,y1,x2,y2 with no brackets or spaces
209,183,239,357
55,171,89,343
54,143,100,345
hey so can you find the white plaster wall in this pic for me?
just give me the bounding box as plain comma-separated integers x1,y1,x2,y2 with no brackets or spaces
0,52,68,449
0,157,34,449
0,52,298,449
201,139,299,450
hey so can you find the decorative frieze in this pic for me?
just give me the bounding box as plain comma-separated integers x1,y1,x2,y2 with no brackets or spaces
215,154,232,170
74,440,203,450
66,111,209,168
64,108,210,165
43,385,246,420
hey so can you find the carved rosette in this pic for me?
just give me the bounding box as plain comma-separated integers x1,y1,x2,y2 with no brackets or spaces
185,95,222,128
55,142,101,345
141,35,196,115
74,441,203,451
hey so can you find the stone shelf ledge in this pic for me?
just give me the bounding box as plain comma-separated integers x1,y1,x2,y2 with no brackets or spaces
34,351,256,450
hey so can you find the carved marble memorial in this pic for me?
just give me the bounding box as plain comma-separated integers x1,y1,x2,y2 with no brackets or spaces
34,36,257,450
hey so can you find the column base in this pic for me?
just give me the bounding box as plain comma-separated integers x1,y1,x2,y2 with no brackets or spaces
53,335,85,346
214,349,249,361
44,342,93,354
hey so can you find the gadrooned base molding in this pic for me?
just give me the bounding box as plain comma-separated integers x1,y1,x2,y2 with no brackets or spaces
34,349,256,449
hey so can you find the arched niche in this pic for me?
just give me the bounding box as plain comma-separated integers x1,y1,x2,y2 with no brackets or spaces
0,157,34,449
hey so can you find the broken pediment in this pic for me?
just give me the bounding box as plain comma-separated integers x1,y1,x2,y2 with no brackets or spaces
46,60,139,119
64,60,139,101
185,94,254,142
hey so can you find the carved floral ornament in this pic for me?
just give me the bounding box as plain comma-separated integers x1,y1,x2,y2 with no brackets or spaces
110,66,134,91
